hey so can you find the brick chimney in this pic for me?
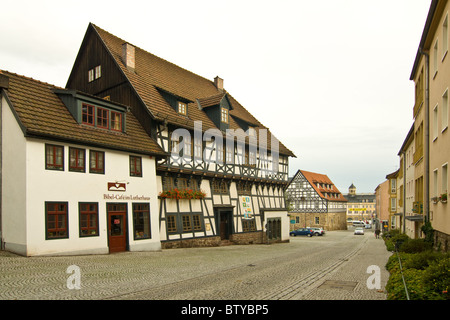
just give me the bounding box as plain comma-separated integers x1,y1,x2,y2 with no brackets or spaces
0,72,9,90
122,43,135,71
214,76,224,91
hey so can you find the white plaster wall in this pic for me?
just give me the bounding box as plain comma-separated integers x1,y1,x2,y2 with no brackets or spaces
264,210,290,241
1,96,27,255
24,139,160,256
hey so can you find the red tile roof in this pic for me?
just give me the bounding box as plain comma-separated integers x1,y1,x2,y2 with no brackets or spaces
300,170,347,202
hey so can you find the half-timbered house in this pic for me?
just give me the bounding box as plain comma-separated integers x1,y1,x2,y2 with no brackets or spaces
285,170,347,231
66,24,296,248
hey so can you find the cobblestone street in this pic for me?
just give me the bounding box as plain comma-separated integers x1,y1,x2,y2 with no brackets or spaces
0,229,391,301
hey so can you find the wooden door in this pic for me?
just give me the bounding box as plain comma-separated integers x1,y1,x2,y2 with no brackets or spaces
219,210,232,240
107,204,127,253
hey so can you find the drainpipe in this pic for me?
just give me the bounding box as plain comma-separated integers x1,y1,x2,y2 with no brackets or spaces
419,48,430,223
0,89,3,250
403,154,406,234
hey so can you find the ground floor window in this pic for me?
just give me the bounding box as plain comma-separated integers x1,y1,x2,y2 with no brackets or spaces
79,203,99,237
166,213,204,234
133,203,151,240
166,215,177,233
182,214,203,232
242,219,256,232
182,215,192,232
45,202,68,239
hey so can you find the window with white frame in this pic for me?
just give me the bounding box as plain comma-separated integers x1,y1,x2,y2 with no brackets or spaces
221,107,228,123
443,14,448,58
391,179,396,194
88,65,102,82
433,104,439,140
443,89,448,131
434,169,439,198
391,197,397,212
434,40,439,76
178,102,187,115
443,163,448,194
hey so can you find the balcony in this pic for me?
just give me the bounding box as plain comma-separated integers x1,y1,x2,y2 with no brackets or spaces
413,145,423,164
413,100,423,119
412,201,423,214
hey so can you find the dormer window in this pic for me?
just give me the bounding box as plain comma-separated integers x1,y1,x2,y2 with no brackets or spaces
221,107,229,123
82,104,95,125
81,103,124,132
97,107,109,129
111,111,123,131
178,102,187,115
55,89,126,133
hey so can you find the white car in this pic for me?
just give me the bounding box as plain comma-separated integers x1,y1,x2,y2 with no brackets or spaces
308,227,325,236
354,227,364,235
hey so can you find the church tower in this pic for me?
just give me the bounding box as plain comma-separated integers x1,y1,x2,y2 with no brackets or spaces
349,183,357,195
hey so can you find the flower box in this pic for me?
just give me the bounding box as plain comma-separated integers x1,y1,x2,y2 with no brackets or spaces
159,189,206,200
439,192,447,204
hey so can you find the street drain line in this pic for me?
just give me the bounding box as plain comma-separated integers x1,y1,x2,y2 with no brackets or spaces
256,238,367,300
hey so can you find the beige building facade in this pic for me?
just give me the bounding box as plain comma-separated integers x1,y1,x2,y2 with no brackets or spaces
398,0,450,249
427,0,450,251
398,125,419,238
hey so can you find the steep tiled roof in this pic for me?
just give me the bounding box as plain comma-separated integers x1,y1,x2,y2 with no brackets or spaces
300,170,347,202
90,24,295,157
1,70,166,157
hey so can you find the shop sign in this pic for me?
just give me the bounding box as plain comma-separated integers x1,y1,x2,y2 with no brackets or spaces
103,194,151,201
108,182,127,192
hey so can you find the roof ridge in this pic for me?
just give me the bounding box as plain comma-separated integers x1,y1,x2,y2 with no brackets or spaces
91,23,217,91
1,69,63,89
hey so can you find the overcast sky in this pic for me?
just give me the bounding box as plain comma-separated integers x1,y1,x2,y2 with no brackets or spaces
1,0,432,193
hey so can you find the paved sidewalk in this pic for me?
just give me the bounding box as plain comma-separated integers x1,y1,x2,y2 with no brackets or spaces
0,231,392,300
301,234,392,300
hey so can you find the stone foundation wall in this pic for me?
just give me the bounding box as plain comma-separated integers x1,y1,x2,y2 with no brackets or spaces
434,230,450,252
161,230,290,249
230,232,265,245
161,236,222,249
289,211,347,231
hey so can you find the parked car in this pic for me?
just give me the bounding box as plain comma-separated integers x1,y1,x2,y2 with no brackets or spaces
354,227,364,235
290,228,315,237
308,227,325,236
352,221,366,228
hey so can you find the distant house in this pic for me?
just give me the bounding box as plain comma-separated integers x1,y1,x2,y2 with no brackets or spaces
285,170,347,231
